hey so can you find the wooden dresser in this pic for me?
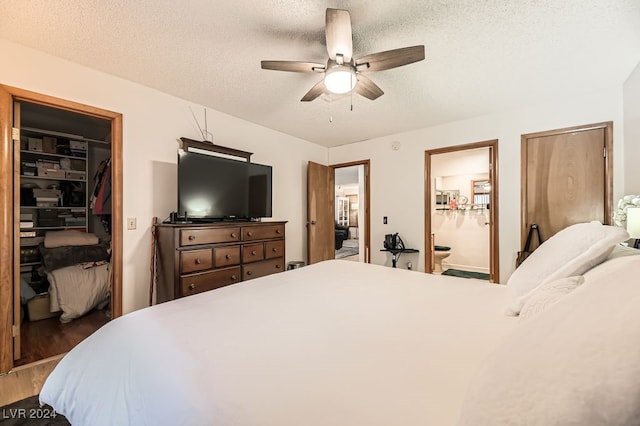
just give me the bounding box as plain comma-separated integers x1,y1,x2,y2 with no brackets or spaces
155,221,286,303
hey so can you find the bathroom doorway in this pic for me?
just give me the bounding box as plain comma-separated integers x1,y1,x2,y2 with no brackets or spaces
424,140,499,282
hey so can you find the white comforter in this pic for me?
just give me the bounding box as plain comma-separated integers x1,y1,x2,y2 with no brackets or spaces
40,260,516,426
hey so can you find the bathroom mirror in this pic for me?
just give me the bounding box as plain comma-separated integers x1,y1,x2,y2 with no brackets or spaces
472,179,491,206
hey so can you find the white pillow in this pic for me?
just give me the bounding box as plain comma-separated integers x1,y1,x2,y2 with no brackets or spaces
606,244,640,260
505,221,628,316
458,255,640,426
518,275,584,321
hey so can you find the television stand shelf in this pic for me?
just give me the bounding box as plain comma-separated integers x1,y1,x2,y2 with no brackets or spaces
381,248,419,268
155,221,287,303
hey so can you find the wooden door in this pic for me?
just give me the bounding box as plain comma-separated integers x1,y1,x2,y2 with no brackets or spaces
0,87,13,373
522,122,612,250
12,102,21,361
307,161,334,264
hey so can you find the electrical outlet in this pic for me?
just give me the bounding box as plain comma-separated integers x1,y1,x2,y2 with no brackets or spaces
383,216,388,224
127,217,137,230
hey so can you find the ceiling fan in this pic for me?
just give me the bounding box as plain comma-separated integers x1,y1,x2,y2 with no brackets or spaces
261,8,425,102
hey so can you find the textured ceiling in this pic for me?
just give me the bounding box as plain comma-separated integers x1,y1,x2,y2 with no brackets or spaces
1,0,639,147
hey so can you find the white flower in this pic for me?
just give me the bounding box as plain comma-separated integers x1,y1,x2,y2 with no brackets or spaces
614,195,640,227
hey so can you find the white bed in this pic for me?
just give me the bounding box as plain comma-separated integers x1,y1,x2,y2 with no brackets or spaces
40,260,515,426
40,221,640,425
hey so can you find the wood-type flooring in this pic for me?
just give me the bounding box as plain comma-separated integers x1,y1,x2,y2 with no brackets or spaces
15,308,110,367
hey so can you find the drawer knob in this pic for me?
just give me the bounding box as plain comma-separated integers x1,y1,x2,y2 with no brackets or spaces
247,231,253,237
195,258,202,264
231,275,237,280
189,283,196,290
251,250,257,255
276,264,281,269
225,254,231,260
231,233,237,238
247,271,253,276
276,229,281,234
188,235,196,241
272,247,278,252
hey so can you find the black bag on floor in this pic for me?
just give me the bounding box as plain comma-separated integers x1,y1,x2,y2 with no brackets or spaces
516,224,542,268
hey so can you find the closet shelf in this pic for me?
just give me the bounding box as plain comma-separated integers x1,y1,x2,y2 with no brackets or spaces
21,226,86,231
20,149,86,161
21,126,110,145
21,174,86,183
20,206,85,210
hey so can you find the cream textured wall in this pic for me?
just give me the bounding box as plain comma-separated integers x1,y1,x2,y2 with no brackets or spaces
328,89,625,282
623,62,640,195
0,39,327,313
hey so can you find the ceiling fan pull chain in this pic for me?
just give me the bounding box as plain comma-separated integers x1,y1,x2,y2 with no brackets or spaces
329,94,333,123
350,76,354,111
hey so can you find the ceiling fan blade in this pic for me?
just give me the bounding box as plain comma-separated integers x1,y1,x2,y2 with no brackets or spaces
354,75,384,100
261,61,325,73
325,8,353,63
355,45,425,72
301,80,327,102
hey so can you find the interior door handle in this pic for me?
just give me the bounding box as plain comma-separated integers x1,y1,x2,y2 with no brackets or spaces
306,220,317,225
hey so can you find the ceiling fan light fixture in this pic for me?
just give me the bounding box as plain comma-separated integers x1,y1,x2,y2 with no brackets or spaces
261,9,425,102
324,66,357,94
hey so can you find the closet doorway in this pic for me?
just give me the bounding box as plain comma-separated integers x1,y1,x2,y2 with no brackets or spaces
0,85,122,380
424,140,499,283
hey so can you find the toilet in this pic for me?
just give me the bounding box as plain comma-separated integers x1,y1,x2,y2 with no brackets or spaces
433,245,451,274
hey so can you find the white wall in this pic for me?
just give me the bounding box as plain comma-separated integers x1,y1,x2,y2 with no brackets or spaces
624,62,640,194
431,148,490,273
2,38,632,303
0,39,327,313
329,88,625,282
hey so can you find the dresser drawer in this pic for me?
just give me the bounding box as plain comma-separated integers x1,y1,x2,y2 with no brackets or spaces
265,240,284,259
180,249,213,273
180,227,241,246
242,224,285,241
242,243,265,263
180,267,241,296
242,258,284,280
214,246,241,267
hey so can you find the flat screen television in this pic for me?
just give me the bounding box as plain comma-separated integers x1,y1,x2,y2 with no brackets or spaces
178,150,272,221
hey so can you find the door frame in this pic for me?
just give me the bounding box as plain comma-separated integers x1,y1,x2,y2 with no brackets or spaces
331,160,371,263
424,140,500,282
520,122,613,245
0,84,123,373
